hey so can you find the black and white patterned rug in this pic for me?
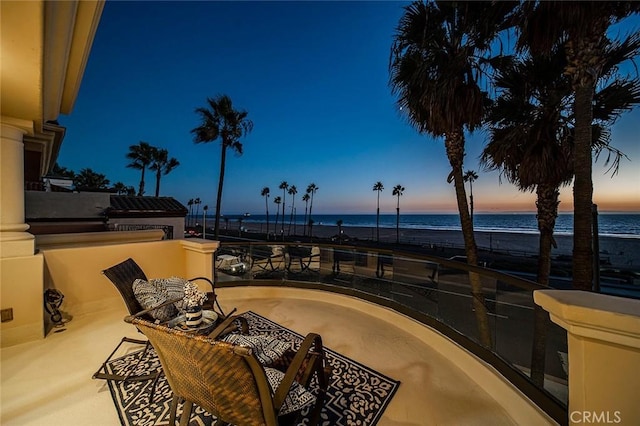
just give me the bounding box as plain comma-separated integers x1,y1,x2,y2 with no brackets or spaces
105,311,400,425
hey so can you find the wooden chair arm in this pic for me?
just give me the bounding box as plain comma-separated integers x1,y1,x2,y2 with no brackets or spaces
207,311,249,339
273,333,324,410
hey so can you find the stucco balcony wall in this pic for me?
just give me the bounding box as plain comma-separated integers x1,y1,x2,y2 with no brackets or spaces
0,231,217,347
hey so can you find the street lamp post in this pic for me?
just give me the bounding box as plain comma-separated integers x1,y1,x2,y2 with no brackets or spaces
203,205,208,239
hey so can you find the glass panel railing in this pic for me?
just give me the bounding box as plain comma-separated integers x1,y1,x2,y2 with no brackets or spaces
214,241,568,409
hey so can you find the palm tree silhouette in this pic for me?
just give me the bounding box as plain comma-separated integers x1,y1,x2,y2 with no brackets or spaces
191,94,253,240
273,196,282,239
126,141,154,196
74,168,110,191
483,45,639,385
372,182,384,242
261,187,270,238
113,182,135,195
390,1,512,348
515,1,640,290
202,205,209,239
187,199,194,227
463,170,478,227
302,193,310,236
392,185,405,244
288,185,297,235
149,148,180,197
279,181,288,239
306,183,318,238
194,198,201,229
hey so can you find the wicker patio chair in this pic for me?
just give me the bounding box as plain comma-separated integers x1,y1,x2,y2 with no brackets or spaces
126,314,329,426
93,257,226,383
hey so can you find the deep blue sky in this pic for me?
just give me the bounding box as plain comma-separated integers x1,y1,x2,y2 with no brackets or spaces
58,1,640,214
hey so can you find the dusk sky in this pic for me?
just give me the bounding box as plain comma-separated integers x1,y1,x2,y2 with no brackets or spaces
58,1,640,215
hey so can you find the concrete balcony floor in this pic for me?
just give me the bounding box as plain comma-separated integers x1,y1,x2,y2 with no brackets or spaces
1,285,553,425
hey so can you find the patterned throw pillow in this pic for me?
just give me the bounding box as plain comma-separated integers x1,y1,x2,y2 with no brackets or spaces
264,367,316,415
150,277,189,311
132,279,178,321
221,334,292,365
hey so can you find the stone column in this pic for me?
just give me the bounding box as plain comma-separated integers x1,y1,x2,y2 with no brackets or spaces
534,290,640,425
0,117,35,257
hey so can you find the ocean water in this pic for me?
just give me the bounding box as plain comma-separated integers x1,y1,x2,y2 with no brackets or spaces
231,213,640,238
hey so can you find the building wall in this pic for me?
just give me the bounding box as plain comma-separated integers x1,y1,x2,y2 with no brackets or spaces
111,216,185,239
0,254,44,346
1,231,217,347
25,191,111,219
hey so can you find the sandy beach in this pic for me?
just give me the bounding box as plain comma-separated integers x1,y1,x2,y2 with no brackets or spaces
232,221,640,268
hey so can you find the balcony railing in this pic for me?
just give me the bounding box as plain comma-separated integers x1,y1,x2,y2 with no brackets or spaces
214,241,568,425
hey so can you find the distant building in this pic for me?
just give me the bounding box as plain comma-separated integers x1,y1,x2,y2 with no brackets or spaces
25,192,187,239
106,195,188,239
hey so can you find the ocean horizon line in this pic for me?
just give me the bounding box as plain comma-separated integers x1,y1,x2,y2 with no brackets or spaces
186,212,640,238
199,211,640,217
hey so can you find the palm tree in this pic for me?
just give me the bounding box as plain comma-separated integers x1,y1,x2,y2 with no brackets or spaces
149,148,180,197
392,185,405,244
390,1,512,347
279,181,288,238
483,47,640,385
515,1,640,289
308,218,315,239
202,205,209,239
463,170,479,227
302,193,310,236
306,183,318,236
51,163,75,179
273,196,282,238
191,94,254,240
194,197,201,228
261,187,270,238
126,141,154,196
112,182,135,195
74,168,110,191
373,182,384,242
187,199,194,227
288,185,298,235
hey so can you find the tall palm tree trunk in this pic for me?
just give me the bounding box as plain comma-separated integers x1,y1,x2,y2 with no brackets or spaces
281,194,286,240
155,170,161,197
265,197,270,239
138,169,146,196
572,83,595,290
530,184,560,386
288,200,295,235
214,145,227,240
395,200,400,244
446,132,492,348
308,195,315,237
376,193,381,242
469,183,474,228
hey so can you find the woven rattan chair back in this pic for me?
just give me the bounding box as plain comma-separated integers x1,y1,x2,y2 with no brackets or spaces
132,318,280,425
102,257,148,319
